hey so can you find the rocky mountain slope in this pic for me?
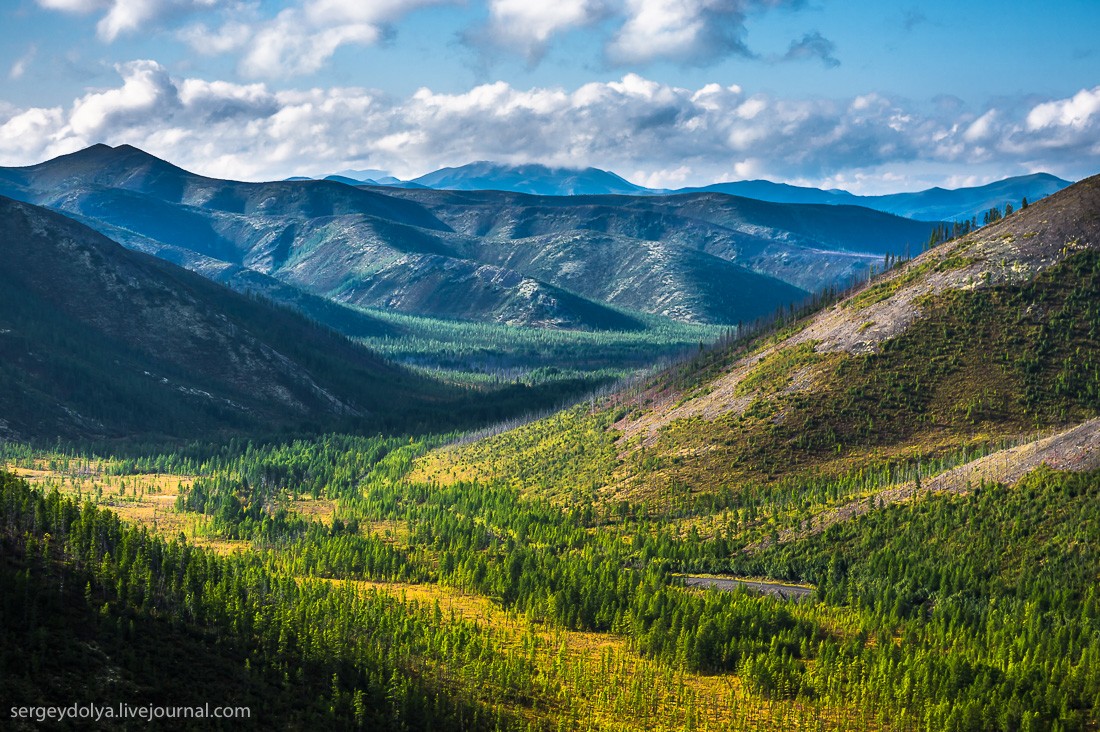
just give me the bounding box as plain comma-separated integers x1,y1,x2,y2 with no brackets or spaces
0,145,945,330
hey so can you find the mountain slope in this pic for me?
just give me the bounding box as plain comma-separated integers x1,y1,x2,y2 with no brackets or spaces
416,173,1100,502
379,188,938,297
0,195,459,441
608,174,1099,493
0,145,946,329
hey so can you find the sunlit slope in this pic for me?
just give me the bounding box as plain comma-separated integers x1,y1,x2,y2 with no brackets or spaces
417,174,1100,501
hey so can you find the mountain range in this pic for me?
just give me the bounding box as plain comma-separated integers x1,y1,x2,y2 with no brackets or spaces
306,161,1071,222
681,172,1070,221
0,145,944,333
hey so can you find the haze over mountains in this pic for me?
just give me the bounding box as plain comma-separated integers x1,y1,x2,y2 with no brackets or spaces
0,145,946,333
306,161,1070,222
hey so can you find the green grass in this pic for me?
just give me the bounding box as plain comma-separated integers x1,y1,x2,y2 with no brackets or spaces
413,404,620,503
845,248,975,311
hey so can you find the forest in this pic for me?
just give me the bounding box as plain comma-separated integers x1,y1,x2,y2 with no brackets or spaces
3,424,1098,730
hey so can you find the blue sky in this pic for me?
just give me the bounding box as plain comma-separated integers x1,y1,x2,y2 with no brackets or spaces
1,0,1098,192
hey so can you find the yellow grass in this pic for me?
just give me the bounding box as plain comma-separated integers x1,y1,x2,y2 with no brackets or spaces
5,463,248,555
286,496,337,525
408,446,487,486
336,578,880,731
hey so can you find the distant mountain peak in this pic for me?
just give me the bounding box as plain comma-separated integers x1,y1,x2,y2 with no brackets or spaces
410,161,647,196
34,142,183,174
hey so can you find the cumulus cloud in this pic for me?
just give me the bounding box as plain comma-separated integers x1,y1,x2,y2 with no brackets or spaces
69,60,180,137
1026,86,1100,130
40,0,452,77
42,0,824,74
1,63,1098,189
607,0,798,66
238,10,381,77
476,0,605,62
782,31,839,68
177,0,457,78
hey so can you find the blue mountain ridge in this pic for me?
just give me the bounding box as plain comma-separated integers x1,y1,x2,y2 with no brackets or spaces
307,162,1070,222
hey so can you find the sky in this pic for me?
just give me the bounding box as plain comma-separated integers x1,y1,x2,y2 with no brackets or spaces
1,0,1098,193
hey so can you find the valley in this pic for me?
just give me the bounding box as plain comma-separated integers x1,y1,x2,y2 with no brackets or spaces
0,144,942,389
2,173,1097,730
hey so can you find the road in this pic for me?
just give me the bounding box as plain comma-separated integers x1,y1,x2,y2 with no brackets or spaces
680,575,814,601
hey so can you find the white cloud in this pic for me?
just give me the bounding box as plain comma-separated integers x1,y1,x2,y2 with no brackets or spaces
1,65,1097,190
39,0,448,74
176,0,458,78
0,107,66,149
178,20,253,55
480,0,604,60
1026,86,1100,130
37,0,219,41
963,109,997,142
607,0,795,66
41,0,820,75
69,60,180,137
239,9,381,77
37,0,107,11
302,0,452,25
9,45,38,80
631,165,692,188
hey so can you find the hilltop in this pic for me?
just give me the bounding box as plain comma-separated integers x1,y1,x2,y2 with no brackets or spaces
410,161,648,196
